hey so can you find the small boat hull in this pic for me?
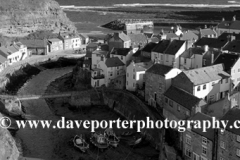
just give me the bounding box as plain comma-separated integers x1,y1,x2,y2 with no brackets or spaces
73,135,89,152
90,133,109,149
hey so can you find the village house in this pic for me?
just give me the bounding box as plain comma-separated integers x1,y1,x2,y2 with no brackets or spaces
91,47,109,69
58,33,82,50
144,63,182,108
179,30,199,48
216,16,240,35
58,33,72,50
214,53,240,89
47,38,63,52
179,46,221,70
108,32,131,51
126,60,153,91
151,39,187,68
21,39,48,55
218,107,240,160
0,42,29,65
172,64,231,104
141,42,158,60
197,26,218,38
151,39,171,63
91,57,125,87
122,19,154,34
163,86,206,121
71,34,81,50
127,33,148,52
182,112,215,160
162,40,187,68
110,48,133,65
194,36,229,51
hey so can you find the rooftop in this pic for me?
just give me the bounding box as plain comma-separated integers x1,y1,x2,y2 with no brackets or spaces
111,48,131,56
199,28,217,37
127,33,148,45
113,32,130,42
221,107,240,135
141,42,158,53
195,37,228,49
189,112,215,141
164,86,202,110
146,63,172,76
218,19,240,30
180,30,198,41
21,39,47,48
183,64,230,85
164,40,185,55
222,40,240,53
152,40,171,53
214,53,239,72
105,57,125,67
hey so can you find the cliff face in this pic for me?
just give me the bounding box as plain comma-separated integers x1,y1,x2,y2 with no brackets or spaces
0,0,76,36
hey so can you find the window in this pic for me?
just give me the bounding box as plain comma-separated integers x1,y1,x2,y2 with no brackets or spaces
121,56,123,60
117,71,119,75
154,92,157,101
133,83,135,87
160,55,163,60
237,135,240,142
184,58,187,64
197,86,201,91
177,105,180,112
165,98,168,103
202,137,207,145
127,73,129,77
220,141,225,149
133,74,135,79
117,66,119,69
186,135,191,145
133,68,135,72
203,85,206,90
238,68,240,72
169,100,173,107
193,153,199,160
202,146,207,156
237,148,240,157
185,148,192,158
166,55,169,62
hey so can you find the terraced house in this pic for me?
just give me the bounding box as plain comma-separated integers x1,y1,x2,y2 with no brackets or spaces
218,107,240,160
182,112,216,160
144,63,181,108
172,64,231,103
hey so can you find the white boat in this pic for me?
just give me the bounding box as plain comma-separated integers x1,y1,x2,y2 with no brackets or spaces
73,134,89,152
104,128,120,147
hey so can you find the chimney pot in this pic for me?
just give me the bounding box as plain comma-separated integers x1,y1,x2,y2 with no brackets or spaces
233,15,236,21
204,45,209,52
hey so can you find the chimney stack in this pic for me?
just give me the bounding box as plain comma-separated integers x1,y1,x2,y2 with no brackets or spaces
211,53,214,64
222,17,225,21
233,15,236,21
205,25,207,29
204,45,209,52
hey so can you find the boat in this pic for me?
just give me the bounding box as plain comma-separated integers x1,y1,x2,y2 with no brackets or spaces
90,132,109,150
104,128,120,147
73,135,89,152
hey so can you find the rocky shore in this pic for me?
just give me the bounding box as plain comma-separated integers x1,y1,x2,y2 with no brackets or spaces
0,0,76,37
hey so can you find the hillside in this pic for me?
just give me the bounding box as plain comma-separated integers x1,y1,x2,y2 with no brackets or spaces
0,0,76,37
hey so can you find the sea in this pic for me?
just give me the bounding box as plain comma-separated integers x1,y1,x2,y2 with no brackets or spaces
55,0,240,34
